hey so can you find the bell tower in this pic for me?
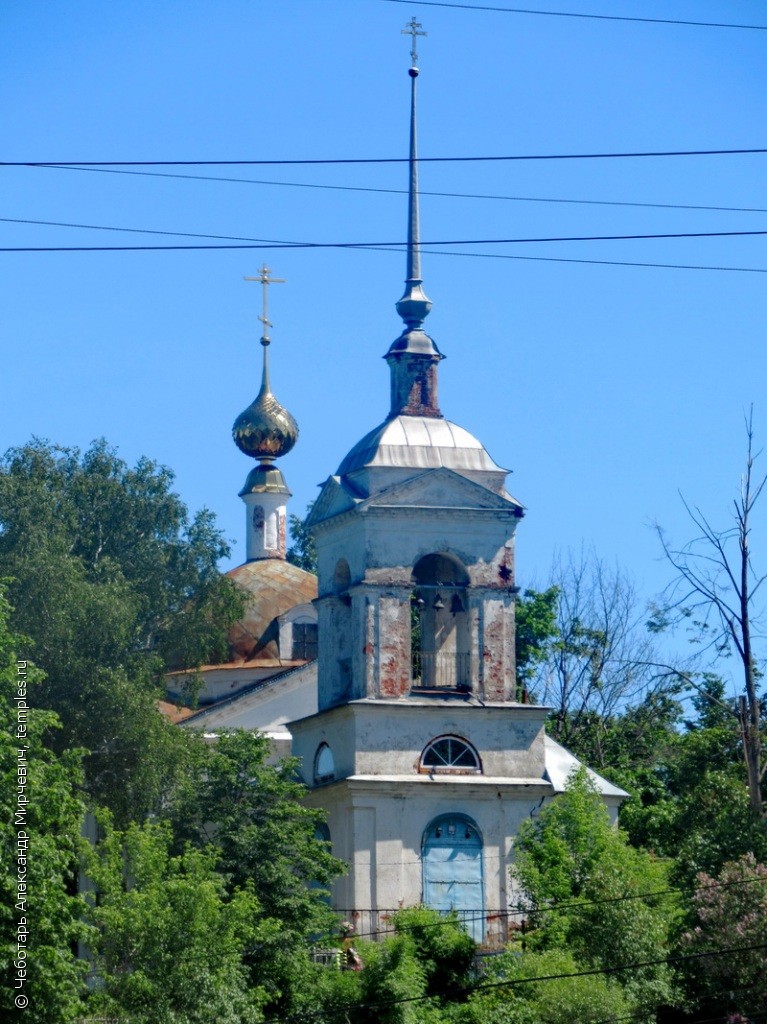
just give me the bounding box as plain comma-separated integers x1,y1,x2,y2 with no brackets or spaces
306,28,524,710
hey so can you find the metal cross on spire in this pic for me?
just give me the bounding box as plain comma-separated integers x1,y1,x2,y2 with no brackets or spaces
244,264,285,346
402,16,426,68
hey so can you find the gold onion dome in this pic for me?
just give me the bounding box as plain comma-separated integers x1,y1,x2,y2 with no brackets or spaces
232,350,299,462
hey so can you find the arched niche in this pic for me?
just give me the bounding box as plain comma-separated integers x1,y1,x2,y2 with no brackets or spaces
411,553,471,691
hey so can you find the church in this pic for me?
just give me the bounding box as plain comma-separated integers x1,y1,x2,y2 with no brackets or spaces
167,27,625,946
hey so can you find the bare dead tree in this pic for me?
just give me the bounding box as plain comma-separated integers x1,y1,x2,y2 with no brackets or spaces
656,409,766,817
532,551,670,765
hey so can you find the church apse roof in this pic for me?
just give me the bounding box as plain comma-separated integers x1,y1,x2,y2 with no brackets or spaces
226,559,317,662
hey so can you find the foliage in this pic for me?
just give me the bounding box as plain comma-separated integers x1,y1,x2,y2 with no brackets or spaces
287,501,317,573
166,729,344,1011
0,584,89,1024
313,909,476,1024
612,680,767,887
392,907,476,1002
86,815,266,1024
679,854,767,1017
0,438,243,820
456,948,631,1024
513,769,678,1015
514,586,559,687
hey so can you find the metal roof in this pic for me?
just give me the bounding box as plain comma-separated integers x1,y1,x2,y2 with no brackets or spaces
226,559,317,661
337,415,507,477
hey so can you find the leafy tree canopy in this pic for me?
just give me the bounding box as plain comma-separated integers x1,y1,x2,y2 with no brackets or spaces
513,769,678,1015
287,501,317,573
0,439,243,820
678,854,767,1018
166,729,345,1011
0,584,89,1024
86,815,266,1024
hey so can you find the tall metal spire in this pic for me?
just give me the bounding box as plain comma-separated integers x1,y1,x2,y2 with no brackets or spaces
385,19,443,420
395,18,432,332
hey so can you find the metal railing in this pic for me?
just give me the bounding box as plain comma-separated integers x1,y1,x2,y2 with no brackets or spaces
411,650,471,689
332,907,511,947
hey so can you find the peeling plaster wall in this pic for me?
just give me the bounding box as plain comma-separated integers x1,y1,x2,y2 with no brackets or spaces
291,702,548,785
304,777,552,943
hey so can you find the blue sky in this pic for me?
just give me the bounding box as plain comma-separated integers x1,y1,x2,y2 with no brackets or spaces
2,0,766,612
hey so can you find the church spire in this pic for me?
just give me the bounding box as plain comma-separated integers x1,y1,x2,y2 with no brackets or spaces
386,20,444,420
233,266,298,560
396,17,432,331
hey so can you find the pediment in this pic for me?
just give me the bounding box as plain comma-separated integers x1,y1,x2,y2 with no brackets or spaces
359,467,523,513
306,475,362,528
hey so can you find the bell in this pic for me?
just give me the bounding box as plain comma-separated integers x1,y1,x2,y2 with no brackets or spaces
433,593,445,611
450,593,464,615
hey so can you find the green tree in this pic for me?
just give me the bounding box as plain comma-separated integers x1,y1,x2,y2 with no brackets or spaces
287,501,317,573
457,948,631,1024
316,909,475,1024
0,439,243,820
0,584,89,1024
514,586,559,692
86,815,266,1024
613,680,767,886
512,769,678,1016
166,730,344,1013
679,854,767,1018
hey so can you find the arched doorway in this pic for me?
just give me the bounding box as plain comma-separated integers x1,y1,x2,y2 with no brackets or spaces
422,814,484,942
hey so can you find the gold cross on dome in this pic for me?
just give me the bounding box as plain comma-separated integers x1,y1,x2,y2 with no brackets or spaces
402,17,426,67
244,264,285,345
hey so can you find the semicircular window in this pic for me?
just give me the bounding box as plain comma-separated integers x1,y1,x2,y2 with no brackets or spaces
420,736,481,774
314,743,336,784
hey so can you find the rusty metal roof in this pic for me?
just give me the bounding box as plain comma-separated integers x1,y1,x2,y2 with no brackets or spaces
337,415,506,477
226,559,317,661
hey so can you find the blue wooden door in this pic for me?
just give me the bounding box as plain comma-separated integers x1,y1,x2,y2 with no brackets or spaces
422,816,484,942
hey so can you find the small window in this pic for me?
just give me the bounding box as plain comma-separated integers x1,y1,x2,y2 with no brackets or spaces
314,743,335,784
293,622,318,661
420,736,481,774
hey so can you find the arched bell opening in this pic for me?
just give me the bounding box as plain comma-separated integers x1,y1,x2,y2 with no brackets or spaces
411,553,471,691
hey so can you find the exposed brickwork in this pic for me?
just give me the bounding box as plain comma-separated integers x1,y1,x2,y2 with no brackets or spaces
389,354,441,418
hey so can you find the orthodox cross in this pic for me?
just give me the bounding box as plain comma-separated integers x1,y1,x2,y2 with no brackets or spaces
401,17,426,68
244,264,285,346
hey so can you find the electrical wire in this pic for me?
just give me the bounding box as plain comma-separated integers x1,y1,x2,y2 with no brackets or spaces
3,147,767,167
261,941,767,1024
5,217,767,273
14,165,767,215
380,0,767,32
344,870,767,940
3,227,767,253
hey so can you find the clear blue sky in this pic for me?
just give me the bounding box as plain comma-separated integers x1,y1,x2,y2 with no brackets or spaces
2,0,766,609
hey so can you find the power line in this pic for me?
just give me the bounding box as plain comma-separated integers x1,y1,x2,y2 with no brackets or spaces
5,218,765,273
263,942,767,1024
347,871,767,940
3,147,767,167
381,0,767,32
23,163,767,215
3,227,767,252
